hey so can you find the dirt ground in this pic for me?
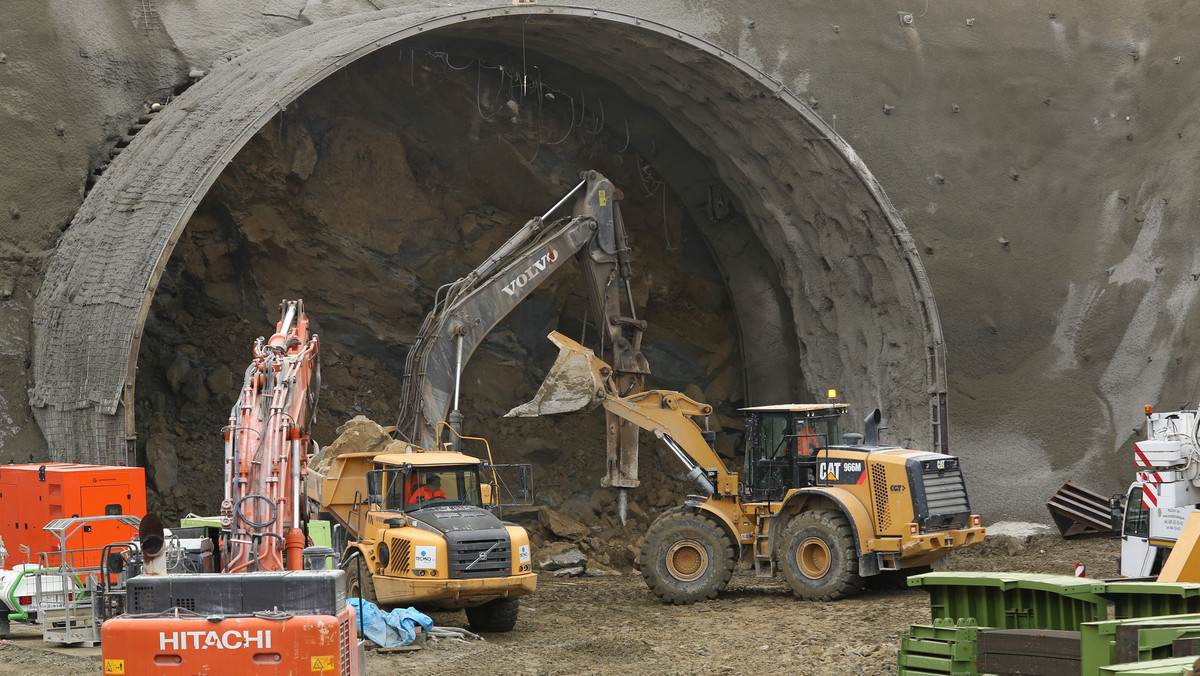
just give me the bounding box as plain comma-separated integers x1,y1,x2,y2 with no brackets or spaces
0,532,1120,676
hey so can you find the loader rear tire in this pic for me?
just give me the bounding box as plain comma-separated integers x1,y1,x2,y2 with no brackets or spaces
779,510,864,601
346,554,379,605
465,597,520,633
640,507,736,605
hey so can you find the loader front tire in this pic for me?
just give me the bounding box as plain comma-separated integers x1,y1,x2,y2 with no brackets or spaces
346,553,379,605
779,509,864,601
465,597,520,633
640,507,736,605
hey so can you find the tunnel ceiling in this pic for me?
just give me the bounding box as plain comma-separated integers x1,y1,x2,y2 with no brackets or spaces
31,4,945,467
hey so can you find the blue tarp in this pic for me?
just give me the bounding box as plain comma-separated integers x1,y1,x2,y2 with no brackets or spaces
347,598,433,648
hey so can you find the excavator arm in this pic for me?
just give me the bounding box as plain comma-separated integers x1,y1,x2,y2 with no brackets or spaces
222,300,320,572
393,171,648,491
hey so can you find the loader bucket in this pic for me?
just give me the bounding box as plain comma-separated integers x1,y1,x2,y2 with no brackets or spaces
505,331,609,418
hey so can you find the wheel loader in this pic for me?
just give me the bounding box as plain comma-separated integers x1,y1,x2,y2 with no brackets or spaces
508,332,986,603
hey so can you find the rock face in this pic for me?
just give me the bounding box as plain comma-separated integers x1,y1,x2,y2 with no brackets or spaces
538,507,590,541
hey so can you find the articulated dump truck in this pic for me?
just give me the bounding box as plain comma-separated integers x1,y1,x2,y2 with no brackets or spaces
305,430,535,632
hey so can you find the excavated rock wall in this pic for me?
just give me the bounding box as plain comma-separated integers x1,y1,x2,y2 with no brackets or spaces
4,0,1199,523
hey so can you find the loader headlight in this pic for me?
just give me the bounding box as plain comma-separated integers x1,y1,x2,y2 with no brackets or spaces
971,515,981,527
378,542,390,568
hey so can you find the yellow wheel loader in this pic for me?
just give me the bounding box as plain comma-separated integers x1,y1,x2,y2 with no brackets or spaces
509,332,986,603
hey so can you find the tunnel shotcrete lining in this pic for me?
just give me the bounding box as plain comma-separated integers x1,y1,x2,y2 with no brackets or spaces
31,6,945,484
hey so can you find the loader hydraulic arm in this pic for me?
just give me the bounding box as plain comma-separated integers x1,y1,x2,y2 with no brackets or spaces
508,331,741,505
393,171,649,462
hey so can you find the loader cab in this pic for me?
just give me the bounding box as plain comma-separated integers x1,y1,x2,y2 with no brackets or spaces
741,404,848,502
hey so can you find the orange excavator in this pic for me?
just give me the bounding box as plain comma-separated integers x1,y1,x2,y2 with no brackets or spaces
221,299,320,572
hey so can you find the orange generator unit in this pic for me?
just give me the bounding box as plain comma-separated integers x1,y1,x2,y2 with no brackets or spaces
0,463,146,567
102,570,360,675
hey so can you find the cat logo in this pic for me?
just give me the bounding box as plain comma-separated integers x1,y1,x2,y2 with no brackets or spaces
936,459,947,470
817,460,867,485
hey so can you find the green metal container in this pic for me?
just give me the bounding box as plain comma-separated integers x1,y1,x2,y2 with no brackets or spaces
179,513,222,528
909,572,1108,631
1099,655,1198,675
307,519,332,549
1080,614,1200,676
897,619,984,676
1101,582,1200,621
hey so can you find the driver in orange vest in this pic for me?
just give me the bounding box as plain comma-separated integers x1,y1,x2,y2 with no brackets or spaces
796,424,820,456
409,475,447,504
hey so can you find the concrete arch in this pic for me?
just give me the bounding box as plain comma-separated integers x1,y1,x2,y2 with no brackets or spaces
31,4,946,466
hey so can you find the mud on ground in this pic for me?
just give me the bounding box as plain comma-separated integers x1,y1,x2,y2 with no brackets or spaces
0,533,1120,676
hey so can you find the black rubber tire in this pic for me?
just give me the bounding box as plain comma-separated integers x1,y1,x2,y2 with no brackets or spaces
346,554,379,605
778,510,864,601
0,616,8,638
465,597,520,633
640,507,737,605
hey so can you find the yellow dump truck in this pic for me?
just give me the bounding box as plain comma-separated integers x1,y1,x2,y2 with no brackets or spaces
305,433,535,632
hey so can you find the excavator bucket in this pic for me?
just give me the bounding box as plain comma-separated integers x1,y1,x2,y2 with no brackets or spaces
505,332,607,418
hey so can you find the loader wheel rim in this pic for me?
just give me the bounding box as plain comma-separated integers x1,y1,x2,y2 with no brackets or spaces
665,539,709,581
797,536,831,579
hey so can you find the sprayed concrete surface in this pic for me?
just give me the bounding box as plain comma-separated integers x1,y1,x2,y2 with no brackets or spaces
6,1,1200,526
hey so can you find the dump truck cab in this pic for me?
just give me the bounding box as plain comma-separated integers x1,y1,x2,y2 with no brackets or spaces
306,443,535,632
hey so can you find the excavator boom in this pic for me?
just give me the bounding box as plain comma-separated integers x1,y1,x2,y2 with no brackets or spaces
393,170,647,492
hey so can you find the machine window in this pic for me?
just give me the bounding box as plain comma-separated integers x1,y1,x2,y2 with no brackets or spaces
383,468,484,511
761,414,788,460
1123,486,1149,538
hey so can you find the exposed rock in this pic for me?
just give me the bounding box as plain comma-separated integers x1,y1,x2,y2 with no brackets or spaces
181,377,211,405
537,543,587,571
145,433,180,494
165,355,192,394
538,506,589,540
585,561,621,577
310,415,390,473
552,566,585,577
626,499,647,521
207,363,235,397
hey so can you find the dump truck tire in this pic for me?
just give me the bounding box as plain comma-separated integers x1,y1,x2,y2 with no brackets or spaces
346,553,378,605
465,597,520,633
641,507,736,605
778,509,864,601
